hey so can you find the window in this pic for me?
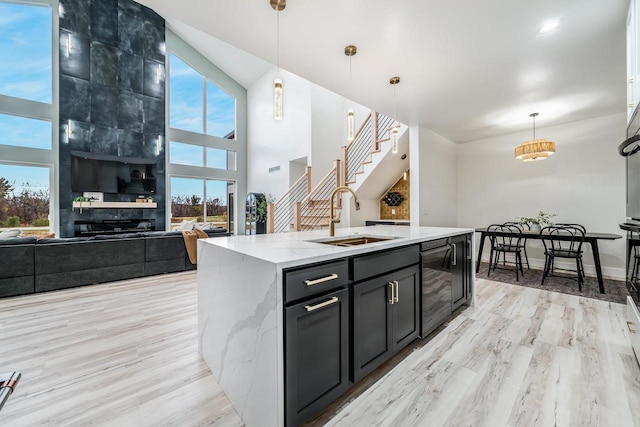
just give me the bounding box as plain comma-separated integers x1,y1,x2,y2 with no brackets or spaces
169,54,236,138
0,114,52,150
167,30,245,234
168,141,236,171
0,2,52,103
170,177,234,232
0,164,51,234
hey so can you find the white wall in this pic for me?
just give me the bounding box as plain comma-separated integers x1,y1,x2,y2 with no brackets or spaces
248,67,371,199
310,85,369,187
457,112,627,278
247,67,312,198
410,126,458,227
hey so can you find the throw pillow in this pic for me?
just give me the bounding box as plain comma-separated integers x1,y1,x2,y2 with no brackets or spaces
0,229,21,239
177,219,197,231
195,222,212,230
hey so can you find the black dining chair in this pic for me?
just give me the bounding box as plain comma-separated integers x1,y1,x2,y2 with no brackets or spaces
487,223,524,281
503,221,530,269
540,225,585,290
554,223,586,277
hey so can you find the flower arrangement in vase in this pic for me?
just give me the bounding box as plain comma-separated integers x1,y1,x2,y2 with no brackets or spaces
517,210,557,232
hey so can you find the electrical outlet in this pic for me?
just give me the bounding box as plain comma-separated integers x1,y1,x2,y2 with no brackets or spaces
423,208,428,215
391,209,396,215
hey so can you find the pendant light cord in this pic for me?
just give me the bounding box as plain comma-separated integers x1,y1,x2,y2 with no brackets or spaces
393,84,397,124
276,11,280,75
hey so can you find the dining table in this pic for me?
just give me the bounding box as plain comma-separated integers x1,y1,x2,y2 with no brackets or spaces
475,227,622,294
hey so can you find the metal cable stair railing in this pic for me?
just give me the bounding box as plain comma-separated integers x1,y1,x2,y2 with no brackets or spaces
342,111,394,185
295,162,341,231
267,167,311,233
267,111,394,233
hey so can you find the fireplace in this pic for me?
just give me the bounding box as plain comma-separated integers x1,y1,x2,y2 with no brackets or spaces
74,219,156,237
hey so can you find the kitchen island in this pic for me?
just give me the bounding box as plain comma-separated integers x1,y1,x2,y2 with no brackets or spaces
197,225,475,426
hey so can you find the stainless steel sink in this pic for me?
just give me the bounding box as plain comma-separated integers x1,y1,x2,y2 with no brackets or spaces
309,235,397,247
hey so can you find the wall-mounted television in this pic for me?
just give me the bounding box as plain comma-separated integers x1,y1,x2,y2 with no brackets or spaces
71,151,156,195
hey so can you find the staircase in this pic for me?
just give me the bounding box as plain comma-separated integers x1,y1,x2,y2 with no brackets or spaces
267,111,404,233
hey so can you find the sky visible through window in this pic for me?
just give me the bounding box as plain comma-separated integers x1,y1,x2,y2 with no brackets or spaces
0,2,51,103
0,114,51,150
168,53,235,219
0,164,49,195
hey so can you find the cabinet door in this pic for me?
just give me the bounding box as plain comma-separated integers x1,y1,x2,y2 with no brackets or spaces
391,265,420,353
451,235,467,310
285,288,350,427
352,276,393,382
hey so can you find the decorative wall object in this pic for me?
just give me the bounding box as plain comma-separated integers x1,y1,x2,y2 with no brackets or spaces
58,0,166,237
383,192,403,207
380,170,410,220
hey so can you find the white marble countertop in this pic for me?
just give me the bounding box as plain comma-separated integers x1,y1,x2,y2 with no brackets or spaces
201,225,473,269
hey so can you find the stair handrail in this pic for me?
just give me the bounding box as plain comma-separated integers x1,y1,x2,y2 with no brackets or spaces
268,166,311,233
296,160,341,231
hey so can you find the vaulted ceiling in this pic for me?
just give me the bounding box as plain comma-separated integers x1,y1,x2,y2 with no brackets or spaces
138,0,628,143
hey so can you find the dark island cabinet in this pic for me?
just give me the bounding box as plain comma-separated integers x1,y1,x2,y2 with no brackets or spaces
451,234,471,310
285,287,350,427
352,264,420,382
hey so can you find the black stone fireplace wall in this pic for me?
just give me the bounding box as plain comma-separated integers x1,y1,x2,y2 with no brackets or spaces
58,0,166,237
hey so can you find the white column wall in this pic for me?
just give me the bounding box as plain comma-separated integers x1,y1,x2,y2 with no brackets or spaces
457,112,626,278
410,126,458,227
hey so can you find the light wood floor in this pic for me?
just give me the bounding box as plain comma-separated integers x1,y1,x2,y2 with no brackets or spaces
0,274,638,426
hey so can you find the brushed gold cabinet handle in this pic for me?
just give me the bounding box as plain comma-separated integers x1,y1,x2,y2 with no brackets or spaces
393,280,399,303
304,273,338,286
305,296,339,312
388,282,395,305
628,320,638,334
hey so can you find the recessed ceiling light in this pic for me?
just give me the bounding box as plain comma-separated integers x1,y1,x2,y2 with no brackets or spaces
539,20,560,34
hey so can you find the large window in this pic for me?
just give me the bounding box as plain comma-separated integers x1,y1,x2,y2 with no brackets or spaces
169,54,235,138
0,2,52,103
168,48,240,233
0,1,54,235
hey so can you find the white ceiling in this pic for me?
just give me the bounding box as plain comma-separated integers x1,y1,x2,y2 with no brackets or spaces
139,0,628,143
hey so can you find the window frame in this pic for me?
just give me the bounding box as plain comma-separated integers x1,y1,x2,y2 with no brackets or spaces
0,0,57,234
166,30,247,234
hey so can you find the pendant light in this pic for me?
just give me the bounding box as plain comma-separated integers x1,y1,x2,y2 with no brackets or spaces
514,112,556,161
271,0,285,120
389,76,400,154
345,45,357,142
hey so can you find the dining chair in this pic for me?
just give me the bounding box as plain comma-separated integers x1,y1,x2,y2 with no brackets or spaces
554,223,586,277
487,223,524,281
540,225,585,290
503,221,530,269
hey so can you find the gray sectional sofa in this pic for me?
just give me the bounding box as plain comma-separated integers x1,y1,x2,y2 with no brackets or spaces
0,229,229,298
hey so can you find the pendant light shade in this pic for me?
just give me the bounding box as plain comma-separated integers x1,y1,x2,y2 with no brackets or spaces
391,127,399,154
271,0,285,121
389,76,400,154
514,113,556,161
345,45,357,142
347,108,355,141
274,78,283,121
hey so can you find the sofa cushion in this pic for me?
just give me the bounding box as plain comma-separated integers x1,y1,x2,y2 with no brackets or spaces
93,232,145,240
0,236,37,245
36,237,93,244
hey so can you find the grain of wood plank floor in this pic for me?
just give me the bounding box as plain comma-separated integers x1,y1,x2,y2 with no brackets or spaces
0,273,638,426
